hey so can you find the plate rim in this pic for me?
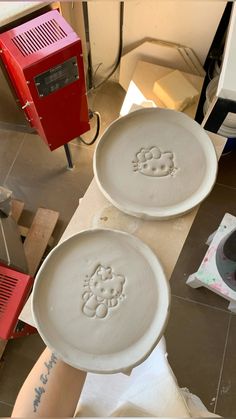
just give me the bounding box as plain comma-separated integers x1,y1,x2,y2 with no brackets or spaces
93,108,218,220
32,227,171,373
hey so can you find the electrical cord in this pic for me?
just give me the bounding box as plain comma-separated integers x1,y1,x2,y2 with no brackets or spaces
81,2,124,145
87,1,124,93
79,110,101,145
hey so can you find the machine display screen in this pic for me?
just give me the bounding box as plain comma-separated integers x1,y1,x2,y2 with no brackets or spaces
45,70,65,85
34,57,79,97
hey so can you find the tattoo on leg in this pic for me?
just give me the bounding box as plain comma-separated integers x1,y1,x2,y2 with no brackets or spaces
33,353,57,412
44,352,57,375
40,373,48,385
33,387,45,412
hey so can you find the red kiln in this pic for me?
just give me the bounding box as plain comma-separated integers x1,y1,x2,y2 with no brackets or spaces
0,10,90,151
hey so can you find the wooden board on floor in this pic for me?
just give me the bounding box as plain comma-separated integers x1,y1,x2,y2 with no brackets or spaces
23,208,59,276
0,339,7,361
11,199,25,223
19,225,54,247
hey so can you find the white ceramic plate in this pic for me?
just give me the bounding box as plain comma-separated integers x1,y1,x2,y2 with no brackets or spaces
32,229,170,373
94,108,218,219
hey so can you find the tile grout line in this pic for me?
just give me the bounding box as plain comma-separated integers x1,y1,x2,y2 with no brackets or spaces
215,181,236,191
171,294,231,314
0,400,13,407
213,314,232,413
3,135,26,185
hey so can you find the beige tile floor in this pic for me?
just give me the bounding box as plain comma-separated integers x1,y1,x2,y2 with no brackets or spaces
0,81,236,416
0,82,125,416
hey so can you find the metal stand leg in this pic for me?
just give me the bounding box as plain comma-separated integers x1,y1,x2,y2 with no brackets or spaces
186,273,203,289
64,144,74,169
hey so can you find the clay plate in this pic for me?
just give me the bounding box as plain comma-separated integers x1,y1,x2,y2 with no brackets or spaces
94,108,218,219
32,229,170,373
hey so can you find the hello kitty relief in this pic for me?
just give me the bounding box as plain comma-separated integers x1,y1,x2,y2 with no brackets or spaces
82,265,126,319
132,146,177,177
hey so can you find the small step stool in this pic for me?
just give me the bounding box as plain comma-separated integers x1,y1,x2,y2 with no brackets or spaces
0,200,59,360
186,213,236,313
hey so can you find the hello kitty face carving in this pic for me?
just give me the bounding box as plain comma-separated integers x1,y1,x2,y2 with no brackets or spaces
132,146,177,177
82,265,125,319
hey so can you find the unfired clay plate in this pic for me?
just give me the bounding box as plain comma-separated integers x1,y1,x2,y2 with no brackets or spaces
94,108,218,219
32,229,170,373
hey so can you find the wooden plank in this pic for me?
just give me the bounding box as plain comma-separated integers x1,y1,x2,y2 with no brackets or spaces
11,199,25,223
0,339,7,360
23,208,59,276
19,225,54,247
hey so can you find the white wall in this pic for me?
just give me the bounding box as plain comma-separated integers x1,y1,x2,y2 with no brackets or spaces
60,2,88,70
88,1,226,79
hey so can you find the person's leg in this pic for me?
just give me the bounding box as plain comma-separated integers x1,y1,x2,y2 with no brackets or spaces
11,347,86,417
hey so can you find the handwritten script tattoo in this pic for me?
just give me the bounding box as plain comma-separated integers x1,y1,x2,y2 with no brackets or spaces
33,387,45,412
33,353,57,412
44,352,57,375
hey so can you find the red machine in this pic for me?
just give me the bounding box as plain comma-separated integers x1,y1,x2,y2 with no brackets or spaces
0,264,35,339
0,10,90,151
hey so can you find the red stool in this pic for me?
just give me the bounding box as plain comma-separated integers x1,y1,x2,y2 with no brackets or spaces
0,264,36,339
